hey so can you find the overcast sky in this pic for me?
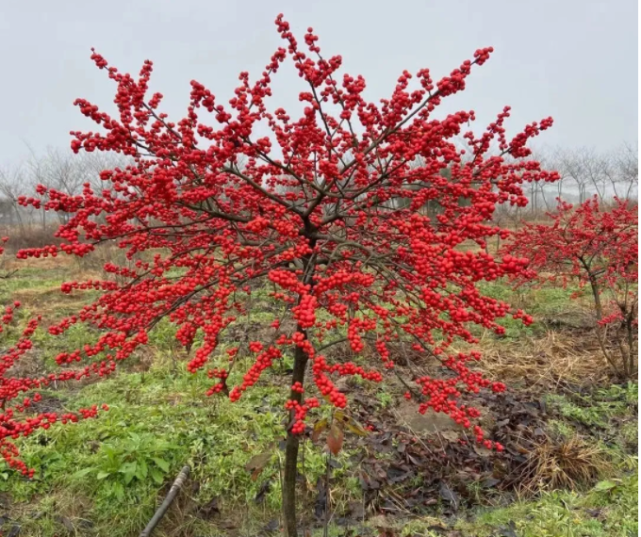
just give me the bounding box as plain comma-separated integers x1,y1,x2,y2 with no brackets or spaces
0,0,637,169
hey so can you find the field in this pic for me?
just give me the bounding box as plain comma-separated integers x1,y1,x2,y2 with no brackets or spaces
0,253,637,537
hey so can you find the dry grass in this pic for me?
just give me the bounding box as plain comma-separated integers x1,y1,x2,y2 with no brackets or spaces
477,330,610,391
0,253,76,272
510,434,612,496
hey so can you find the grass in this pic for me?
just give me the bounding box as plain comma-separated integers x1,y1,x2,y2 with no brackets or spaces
456,473,638,537
549,384,638,424
5,370,636,536
476,281,589,339
3,356,365,536
547,383,638,450
346,471,637,537
0,258,637,536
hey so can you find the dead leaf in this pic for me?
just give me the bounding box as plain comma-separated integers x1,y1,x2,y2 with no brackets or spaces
245,451,272,479
334,410,369,437
474,445,492,458
312,418,328,442
481,477,501,488
439,482,459,511
198,497,220,519
254,479,271,503
262,518,279,533
327,424,344,455
441,430,460,442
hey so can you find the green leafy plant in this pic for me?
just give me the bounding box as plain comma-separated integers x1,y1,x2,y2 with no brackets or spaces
72,432,178,500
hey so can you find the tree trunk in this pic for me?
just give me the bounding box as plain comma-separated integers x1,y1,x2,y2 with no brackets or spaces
625,312,636,377
586,271,621,377
282,339,308,537
282,236,317,537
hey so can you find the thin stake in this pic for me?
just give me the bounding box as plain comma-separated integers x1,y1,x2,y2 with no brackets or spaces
139,465,191,537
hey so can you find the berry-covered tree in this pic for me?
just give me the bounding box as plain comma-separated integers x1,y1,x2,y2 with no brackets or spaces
504,197,638,378
1,15,557,536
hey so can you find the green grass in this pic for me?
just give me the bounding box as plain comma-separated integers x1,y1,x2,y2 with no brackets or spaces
8,365,637,536
1,264,637,536
456,473,638,537
547,383,638,432
4,358,362,536
473,280,588,339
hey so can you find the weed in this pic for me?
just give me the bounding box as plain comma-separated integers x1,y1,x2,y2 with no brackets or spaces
377,392,394,409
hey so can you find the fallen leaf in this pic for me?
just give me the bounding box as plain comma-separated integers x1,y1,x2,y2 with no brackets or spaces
262,518,279,533
245,451,272,479
439,482,459,511
254,479,271,503
198,497,220,519
441,430,460,442
481,477,501,488
473,445,492,458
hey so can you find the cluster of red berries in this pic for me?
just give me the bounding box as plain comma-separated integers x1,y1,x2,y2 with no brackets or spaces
415,367,504,447
292,294,317,328
285,396,320,434
310,356,348,408
229,346,282,402
0,13,560,475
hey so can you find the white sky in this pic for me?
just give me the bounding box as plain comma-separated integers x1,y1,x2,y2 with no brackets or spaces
0,0,637,168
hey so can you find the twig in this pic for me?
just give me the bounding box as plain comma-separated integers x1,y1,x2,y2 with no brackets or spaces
139,465,191,537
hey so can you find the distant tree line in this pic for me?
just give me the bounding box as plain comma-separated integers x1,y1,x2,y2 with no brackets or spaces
0,143,636,247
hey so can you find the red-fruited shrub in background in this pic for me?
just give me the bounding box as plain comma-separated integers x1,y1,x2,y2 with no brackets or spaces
503,197,638,378
1,15,557,535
